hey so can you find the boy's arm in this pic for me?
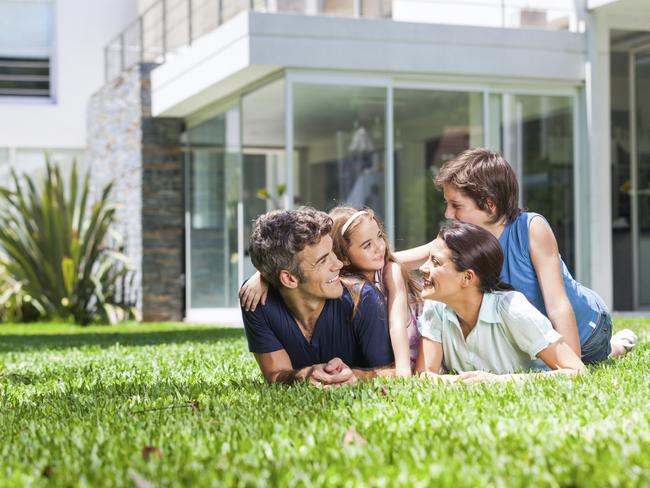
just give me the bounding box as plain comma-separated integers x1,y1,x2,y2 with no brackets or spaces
394,241,434,270
528,217,581,356
383,262,413,376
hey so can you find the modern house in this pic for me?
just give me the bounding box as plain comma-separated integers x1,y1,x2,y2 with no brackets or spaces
5,0,650,322
0,0,136,180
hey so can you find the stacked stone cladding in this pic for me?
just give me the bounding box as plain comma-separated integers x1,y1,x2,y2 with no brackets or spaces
87,63,184,321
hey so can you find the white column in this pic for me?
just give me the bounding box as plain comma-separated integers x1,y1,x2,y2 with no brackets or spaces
584,9,613,307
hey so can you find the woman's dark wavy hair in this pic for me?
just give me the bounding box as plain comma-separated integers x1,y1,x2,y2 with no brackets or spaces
437,222,513,293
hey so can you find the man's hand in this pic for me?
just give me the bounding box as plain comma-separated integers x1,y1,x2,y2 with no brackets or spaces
308,358,358,387
458,371,506,384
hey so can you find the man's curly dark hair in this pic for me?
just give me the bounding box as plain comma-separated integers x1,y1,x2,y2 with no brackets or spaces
249,207,332,288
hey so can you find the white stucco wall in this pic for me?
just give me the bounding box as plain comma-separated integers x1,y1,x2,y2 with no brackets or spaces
0,0,137,150
151,11,586,117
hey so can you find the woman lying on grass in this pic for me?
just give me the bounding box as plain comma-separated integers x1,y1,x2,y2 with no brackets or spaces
414,222,586,384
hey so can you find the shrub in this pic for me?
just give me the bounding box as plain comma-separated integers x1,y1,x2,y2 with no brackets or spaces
0,262,43,322
0,161,135,324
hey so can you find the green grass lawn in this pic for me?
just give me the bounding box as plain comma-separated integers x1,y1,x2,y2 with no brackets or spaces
1,318,649,487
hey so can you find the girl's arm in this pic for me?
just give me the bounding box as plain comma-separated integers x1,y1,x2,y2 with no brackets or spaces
457,338,585,384
239,270,268,312
394,240,434,271
414,336,444,375
383,261,413,376
528,217,581,356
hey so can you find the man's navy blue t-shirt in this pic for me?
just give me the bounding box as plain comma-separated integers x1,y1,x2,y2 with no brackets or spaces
241,283,394,370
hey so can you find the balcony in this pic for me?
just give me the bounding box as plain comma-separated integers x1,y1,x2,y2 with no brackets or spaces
104,0,579,81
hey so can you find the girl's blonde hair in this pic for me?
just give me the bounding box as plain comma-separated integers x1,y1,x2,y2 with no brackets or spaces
329,206,422,316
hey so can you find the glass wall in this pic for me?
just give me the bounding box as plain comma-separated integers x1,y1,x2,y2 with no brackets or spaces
634,50,650,307
610,42,650,310
293,83,386,216
393,89,484,249
610,51,634,309
184,75,579,311
242,78,286,278
186,107,240,308
499,94,575,273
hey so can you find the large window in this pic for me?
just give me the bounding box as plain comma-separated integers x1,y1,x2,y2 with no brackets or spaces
0,0,53,97
496,94,575,273
187,108,240,308
183,76,578,311
242,78,286,279
393,89,483,249
293,83,386,216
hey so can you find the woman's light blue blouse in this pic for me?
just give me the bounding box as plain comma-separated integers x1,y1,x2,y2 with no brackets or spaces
417,291,561,374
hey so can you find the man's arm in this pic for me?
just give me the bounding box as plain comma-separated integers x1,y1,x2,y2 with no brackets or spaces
254,350,358,385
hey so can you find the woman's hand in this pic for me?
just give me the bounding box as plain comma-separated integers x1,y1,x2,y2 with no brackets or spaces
458,371,506,384
239,271,268,312
418,371,459,384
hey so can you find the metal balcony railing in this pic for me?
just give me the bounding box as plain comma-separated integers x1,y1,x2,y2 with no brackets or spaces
104,0,578,82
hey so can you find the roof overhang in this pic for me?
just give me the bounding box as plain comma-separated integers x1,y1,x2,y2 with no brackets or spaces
151,11,586,118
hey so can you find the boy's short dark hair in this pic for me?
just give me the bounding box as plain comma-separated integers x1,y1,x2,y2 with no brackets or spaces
434,148,520,224
249,207,332,288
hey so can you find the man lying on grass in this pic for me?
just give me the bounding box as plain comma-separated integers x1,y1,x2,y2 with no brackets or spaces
241,207,395,385
414,222,586,383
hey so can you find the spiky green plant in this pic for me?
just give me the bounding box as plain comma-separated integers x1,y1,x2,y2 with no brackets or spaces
0,161,135,324
0,262,43,322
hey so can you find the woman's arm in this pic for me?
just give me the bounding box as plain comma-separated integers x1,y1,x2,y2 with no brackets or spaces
394,241,434,271
528,217,581,356
383,262,413,376
457,338,585,384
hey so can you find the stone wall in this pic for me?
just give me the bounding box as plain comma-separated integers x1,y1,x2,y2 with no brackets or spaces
87,63,185,321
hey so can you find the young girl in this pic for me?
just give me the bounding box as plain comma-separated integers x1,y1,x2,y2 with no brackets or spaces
329,207,421,376
434,148,636,364
415,221,585,383
240,206,423,376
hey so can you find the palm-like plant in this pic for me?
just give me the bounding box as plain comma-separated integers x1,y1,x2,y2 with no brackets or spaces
0,161,135,324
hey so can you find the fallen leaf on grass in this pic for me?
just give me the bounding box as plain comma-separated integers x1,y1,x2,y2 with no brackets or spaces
41,465,54,478
186,400,200,411
343,428,367,447
129,469,156,488
141,446,162,460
